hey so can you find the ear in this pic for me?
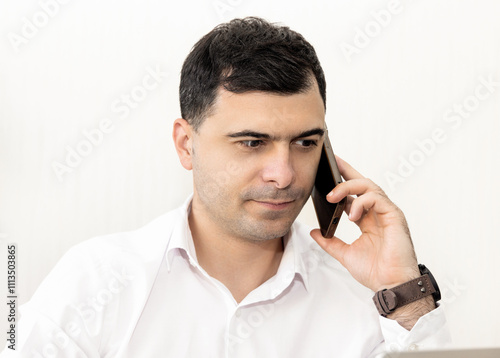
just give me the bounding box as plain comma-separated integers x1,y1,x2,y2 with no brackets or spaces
172,118,194,170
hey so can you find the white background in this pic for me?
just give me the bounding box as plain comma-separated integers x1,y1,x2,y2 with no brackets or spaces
1,0,499,351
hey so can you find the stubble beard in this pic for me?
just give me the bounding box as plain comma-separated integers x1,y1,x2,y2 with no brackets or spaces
193,169,309,243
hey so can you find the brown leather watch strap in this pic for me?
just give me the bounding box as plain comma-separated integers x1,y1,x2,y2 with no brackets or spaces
373,274,436,316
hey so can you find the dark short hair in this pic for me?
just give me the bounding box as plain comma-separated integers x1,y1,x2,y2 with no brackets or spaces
179,17,326,131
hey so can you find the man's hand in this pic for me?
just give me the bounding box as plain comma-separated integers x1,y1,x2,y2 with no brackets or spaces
310,156,435,329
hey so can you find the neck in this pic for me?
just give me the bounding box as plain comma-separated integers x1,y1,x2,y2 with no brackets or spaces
188,202,285,303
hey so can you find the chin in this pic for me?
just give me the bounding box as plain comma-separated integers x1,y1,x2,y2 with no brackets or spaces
250,219,294,242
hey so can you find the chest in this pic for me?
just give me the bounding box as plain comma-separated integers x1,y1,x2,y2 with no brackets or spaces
115,260,382,358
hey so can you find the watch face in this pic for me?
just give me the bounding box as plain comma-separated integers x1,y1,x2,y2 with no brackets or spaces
419,264,441,301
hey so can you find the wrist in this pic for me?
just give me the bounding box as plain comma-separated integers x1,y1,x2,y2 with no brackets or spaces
376,266,420,292
372,264,441,320
387,295,436,330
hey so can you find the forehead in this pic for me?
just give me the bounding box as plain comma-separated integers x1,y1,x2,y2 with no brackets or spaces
200,85,326,135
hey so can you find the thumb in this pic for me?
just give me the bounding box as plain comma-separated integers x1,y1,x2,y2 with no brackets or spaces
310,228,348,266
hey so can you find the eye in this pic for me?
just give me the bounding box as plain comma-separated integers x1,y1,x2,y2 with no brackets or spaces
295,139,318,148
239,140,264,148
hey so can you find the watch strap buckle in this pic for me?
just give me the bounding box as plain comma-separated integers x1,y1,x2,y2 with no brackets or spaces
373,289,398,317
372,274,437,317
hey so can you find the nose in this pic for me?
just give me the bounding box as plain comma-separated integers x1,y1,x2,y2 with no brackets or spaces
261,146,294,189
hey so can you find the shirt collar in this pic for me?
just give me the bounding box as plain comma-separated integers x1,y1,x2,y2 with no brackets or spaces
165,194,311,291
283,223,311,292
165,194,198,271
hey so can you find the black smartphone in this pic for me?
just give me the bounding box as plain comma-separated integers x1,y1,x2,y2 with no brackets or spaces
311,131,346,238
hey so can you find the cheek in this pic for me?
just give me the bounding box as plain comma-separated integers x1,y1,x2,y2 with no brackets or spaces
295,155,320,187
193,140,229,171
193,148,253,189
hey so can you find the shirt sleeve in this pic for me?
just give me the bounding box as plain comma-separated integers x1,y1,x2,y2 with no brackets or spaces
372,305,451,356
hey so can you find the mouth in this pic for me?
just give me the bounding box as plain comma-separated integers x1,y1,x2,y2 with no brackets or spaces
253,200,295,210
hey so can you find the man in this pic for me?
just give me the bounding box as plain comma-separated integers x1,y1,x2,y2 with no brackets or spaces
2,17,449,357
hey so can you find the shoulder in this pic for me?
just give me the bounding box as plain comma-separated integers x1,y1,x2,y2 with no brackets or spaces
16,206,188,356
30,206,184,305
70,205,183,264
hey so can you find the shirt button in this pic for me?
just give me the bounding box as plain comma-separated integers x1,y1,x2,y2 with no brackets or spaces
235,309,241,318
408,343,419,351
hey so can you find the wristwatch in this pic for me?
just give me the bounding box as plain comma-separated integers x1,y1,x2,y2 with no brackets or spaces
373,264,441,317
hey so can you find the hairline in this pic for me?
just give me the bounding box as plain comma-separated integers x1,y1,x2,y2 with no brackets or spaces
190,75,324,133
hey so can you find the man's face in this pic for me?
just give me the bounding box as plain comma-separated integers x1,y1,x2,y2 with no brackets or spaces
189,83,325,242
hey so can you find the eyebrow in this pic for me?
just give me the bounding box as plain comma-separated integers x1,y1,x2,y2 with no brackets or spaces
226,128,325,140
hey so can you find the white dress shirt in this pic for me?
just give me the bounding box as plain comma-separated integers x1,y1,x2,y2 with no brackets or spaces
1,196,450,357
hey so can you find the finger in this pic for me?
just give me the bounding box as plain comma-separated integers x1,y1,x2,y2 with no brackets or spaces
348,191,395,221
343,196,354,216
310,229,348,266
335,155,365,181
327,178,379,203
